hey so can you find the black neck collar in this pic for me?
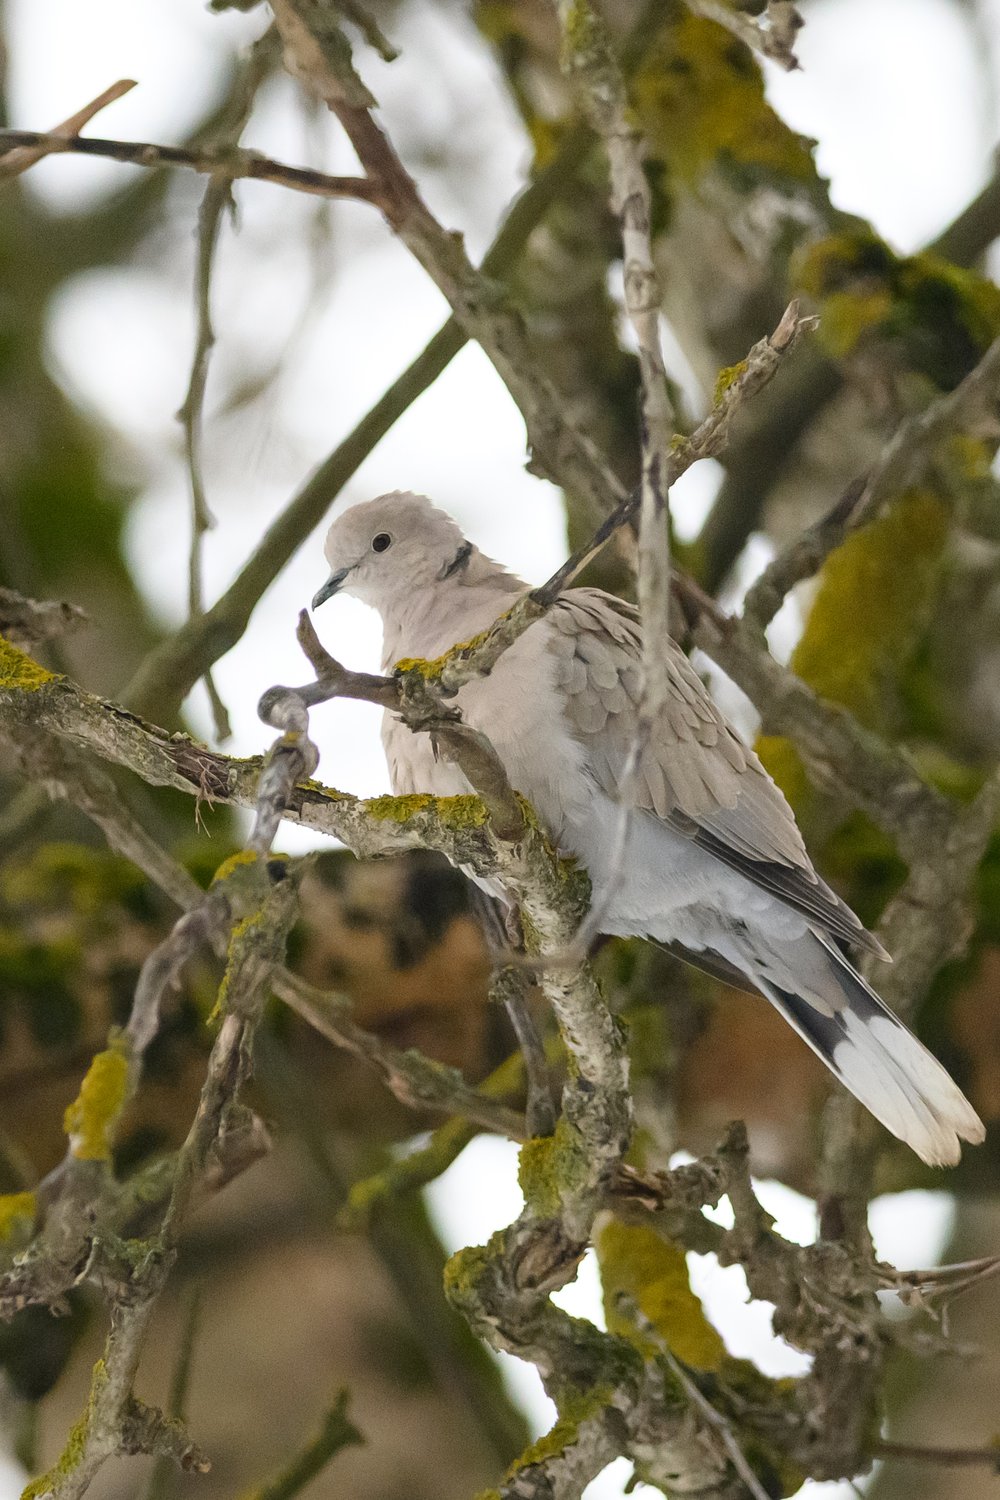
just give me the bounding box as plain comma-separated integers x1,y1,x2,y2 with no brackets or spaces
439,540,472,580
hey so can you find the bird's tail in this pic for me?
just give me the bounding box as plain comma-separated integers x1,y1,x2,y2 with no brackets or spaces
754,934,985,1167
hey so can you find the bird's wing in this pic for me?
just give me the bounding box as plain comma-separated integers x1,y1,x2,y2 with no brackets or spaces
547,589,883,955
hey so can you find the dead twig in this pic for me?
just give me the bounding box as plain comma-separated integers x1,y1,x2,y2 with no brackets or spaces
0,79,136,182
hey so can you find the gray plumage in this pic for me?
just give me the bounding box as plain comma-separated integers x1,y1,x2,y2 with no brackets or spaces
313,491,985,1167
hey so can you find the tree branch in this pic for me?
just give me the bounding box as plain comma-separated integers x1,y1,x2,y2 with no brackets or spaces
682,0,802,70
0,81,136,182
118,121,594,723
270,0,630,532
234,1390,362,1500
743,334,1000,630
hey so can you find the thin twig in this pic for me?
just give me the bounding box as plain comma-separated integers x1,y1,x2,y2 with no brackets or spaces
274,972,526,1139
0,80,136,182
180,174,232,740
176,31,282,739
876,1440,1000,1471
402,301,811,706
0,129,378,203
557,1,677,953
233,1390,362,1500
119,123,595,724
143,1285,203,1500
660,1348,773,1500
472,890,555,1138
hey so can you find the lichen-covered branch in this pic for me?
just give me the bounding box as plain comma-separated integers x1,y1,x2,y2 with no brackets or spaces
8,703,525,1141
14,846,297,1497
744,333,1000,629
693,166,1000,595
4,516,994,1496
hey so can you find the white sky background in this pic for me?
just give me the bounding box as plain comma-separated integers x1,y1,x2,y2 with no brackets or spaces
4,0,1000,1495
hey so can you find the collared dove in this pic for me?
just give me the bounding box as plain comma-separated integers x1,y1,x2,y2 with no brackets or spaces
313,491,985,1166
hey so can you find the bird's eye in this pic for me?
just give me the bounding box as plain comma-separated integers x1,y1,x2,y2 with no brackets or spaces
371,533,392,553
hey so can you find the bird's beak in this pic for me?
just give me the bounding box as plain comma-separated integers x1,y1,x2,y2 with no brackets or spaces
312,568,351,610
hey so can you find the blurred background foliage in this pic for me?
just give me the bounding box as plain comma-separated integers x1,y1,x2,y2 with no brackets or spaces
2,0,1000,1496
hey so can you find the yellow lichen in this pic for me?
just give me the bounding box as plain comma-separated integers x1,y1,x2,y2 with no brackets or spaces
208,907,266,1025
63,1038,130,1161
211,849,258,884
363,792,490,829
0,1191,36,1245
561,0,600,61
754,734,813,816
442,1233,507,1313
394,621,508,682
0,635,57,692
505,1386,613,1476
789,488,947,731
21,1358,108,1499
713,358,748,404
816,289,894,358
597,1219,725,1371
518,1116,590,1219
796,231,1000,382
633,10,817,187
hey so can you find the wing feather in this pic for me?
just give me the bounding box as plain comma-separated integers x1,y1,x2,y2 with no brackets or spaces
547,589,883,956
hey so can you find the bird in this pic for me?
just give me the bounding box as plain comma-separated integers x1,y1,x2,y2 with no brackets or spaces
312,491,985,1167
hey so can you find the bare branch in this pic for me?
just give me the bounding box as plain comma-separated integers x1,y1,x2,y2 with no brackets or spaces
274,972,527,1140
472,890,555,1139
270,0,631,531
0,129,378,203
233,1390,362,1500
0,587,87,652
876,1440,1000,1472
180,175,231,740
118,123,595,724
683,0,803,71
0,79,136,182
660,1349,772,1500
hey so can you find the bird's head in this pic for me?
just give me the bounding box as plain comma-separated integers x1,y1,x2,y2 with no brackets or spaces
313,491,472,615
